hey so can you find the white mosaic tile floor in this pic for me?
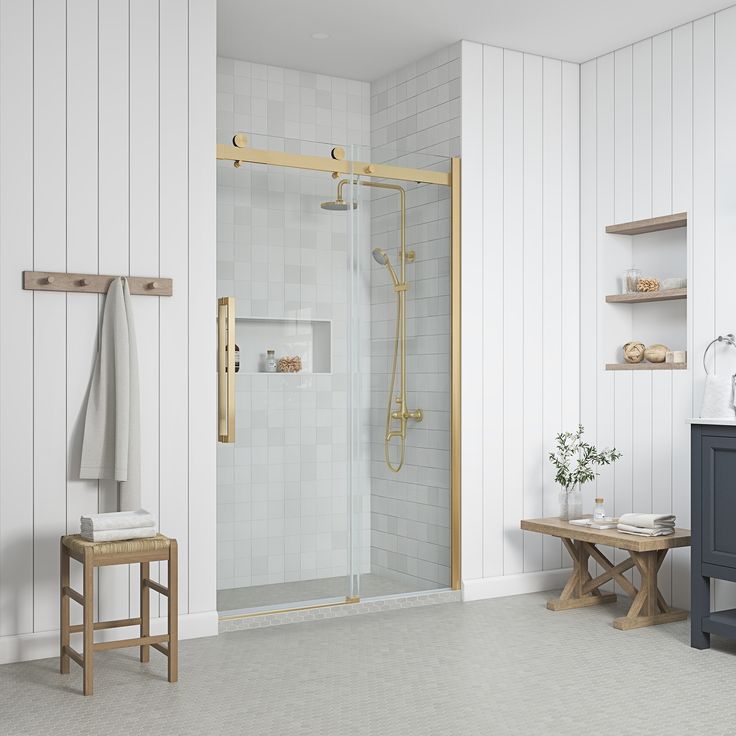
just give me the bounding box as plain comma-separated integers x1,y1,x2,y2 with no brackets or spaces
4,591,736,735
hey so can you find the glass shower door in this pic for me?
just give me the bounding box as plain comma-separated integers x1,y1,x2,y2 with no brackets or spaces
215,140,364,614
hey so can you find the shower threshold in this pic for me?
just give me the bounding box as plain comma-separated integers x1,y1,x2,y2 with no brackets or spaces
217,573,442,618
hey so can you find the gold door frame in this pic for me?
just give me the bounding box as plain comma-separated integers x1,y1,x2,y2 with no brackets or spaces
216,139,462,592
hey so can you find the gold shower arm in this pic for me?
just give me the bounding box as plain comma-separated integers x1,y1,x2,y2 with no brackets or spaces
218,296,236,443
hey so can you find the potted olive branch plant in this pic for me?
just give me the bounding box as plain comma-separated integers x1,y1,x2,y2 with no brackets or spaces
548,425,622,520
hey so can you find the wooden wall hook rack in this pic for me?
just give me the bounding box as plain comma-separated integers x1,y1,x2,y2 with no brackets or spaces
23,271,173,296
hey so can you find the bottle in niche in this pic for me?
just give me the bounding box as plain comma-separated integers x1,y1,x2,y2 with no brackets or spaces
593,497,606,520
226,343,240,373
265,349,277,373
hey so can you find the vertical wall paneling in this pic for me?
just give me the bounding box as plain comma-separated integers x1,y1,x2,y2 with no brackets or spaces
672,25,693,215
692,16,715,418
33,0,68,632
652,32,673,215
579,61,597,484
521,54,543,573
714,6,736,610
481,45,505,578
129,0,160,617
632,40,653,220
560,60,580,500
580,19,711,609
0,0,217,663
541,58,563,571
594,54,617,581
188,0,217,614
159,0,190,617
671,369,691,608
0,0,34,637
671,22,693,609
651,371,673,601
459,41,484,581
560,60,580,573
66,0,100,627
461,41,580,593
611,47,633,586
97,0,132,622
690,15,715,606
614,48,633,226
594,54,616,506
501,50,525,576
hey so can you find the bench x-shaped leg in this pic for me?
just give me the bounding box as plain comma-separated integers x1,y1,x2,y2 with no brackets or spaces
547,538,618,611
548,538,687,629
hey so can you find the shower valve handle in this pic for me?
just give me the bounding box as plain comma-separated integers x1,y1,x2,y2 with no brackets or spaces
391,408,423,422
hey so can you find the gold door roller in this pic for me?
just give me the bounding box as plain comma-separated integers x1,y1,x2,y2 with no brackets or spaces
218,297,236,443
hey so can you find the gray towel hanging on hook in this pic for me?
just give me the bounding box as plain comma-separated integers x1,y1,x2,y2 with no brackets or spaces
79,276,141,511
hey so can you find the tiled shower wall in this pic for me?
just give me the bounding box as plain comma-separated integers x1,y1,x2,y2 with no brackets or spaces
215,58,371,592
368,44,461,588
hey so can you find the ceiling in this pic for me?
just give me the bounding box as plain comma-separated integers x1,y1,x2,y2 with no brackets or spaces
218,0,731,81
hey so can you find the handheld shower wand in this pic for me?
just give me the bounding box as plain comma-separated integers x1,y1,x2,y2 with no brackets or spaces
322,179,422,472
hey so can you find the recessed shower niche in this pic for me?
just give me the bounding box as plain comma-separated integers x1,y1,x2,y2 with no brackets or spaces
235,317,331,374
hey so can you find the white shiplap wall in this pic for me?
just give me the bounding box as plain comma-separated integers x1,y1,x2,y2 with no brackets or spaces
461,41,580,599
579,7,736,611
0,0,217,664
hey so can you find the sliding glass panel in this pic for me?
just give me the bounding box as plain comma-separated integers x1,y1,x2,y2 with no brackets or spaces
216,136,361,613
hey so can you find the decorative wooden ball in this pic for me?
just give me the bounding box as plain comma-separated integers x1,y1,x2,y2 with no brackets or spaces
644,344,668,363
623,341,645,363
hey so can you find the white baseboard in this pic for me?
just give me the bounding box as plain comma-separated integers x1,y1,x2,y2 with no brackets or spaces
462,568,572,602
0,610,218,666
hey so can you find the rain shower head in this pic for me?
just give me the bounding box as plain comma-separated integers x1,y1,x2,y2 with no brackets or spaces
320,198,357,211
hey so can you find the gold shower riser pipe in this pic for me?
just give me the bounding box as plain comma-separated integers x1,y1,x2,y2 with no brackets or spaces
216,144,452,187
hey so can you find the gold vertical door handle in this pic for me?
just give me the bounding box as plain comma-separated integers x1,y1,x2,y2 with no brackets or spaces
218,297,236,443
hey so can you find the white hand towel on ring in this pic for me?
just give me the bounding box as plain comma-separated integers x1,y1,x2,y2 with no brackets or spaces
700,374,736,419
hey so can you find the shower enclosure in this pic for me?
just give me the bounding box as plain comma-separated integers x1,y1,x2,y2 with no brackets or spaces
215,134,459,617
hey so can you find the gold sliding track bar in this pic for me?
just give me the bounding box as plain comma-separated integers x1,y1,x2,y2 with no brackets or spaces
216,143,452,187
450,156,462,592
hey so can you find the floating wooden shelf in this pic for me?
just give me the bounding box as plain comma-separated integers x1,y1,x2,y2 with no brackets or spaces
605,288,686,304
606,362,687,371
605,212,687,235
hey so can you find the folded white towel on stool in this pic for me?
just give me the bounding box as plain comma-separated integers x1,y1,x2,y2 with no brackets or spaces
80,526,157,543
617,523,674,537
618,512,675,529
80,509,156,533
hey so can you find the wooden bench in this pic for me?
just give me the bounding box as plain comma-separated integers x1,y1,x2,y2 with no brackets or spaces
520,517,691,630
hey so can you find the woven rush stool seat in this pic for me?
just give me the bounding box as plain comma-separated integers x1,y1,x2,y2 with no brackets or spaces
59,532,178,696
62,533,171,558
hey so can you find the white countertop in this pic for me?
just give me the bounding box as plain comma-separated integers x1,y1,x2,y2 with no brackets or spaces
689,418,736,425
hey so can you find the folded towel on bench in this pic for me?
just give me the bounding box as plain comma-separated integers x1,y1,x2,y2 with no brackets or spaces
80,525,157,543
80,509,156,533
617,523,674,537
618,513,675,529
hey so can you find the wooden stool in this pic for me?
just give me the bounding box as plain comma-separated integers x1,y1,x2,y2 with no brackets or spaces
59,533,178,696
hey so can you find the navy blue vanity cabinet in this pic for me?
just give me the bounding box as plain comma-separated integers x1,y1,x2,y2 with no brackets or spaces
691,421,736,649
